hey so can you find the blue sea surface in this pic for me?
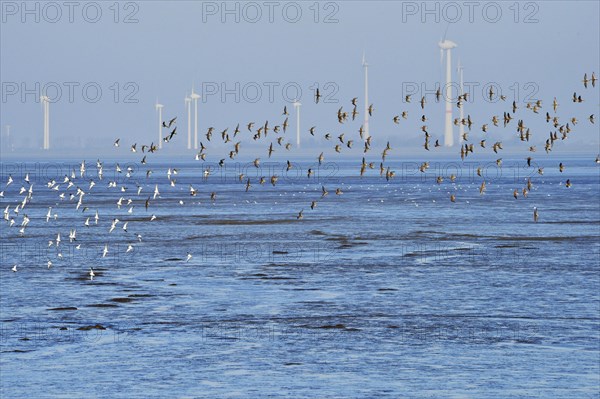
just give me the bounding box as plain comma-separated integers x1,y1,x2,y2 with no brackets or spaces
0,157,599,398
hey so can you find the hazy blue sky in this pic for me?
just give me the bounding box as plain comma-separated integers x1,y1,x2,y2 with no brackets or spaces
1,1,599,157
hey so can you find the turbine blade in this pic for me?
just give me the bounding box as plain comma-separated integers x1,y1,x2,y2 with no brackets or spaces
442,23,450,42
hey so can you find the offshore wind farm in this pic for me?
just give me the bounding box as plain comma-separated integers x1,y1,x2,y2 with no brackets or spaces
1,2,599,398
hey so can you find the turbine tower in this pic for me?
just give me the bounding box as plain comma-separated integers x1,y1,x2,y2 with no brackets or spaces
362,52,370,139
293,99,301,147
457,60,465,144
439,38,457,147
5,125,11,152
190,87,200,150
155,101,164,149
185,95,192,149
40,94,50,150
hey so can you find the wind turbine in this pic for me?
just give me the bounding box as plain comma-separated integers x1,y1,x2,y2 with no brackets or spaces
185,95,192,149
457,60,465,144
155,101,164,149
439,36,457,147
362,52,370,139
40,94,50,150
190,87,200,150
293,99,301,147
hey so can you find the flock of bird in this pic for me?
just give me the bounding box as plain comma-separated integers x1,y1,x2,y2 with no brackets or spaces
2,72,598,277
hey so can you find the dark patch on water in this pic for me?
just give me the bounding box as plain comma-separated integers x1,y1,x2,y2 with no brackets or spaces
3,350,33,353
47,307,77,311
316,324,346,329
259,276,295,280
325,235,349,242
198,219,297,226
77,324,106,331
110,297,134,303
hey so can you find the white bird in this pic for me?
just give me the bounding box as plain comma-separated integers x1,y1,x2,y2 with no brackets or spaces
109,218,119,233
89,268,95,280
126,244,134,253
186,253,192,262
6,175,13,186
153,185,160,199
47,260,53,268
122,222,128,232
11,264,17,272
102,244,108,258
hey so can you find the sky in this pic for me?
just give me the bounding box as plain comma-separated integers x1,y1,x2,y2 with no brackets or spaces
1,0,599,158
